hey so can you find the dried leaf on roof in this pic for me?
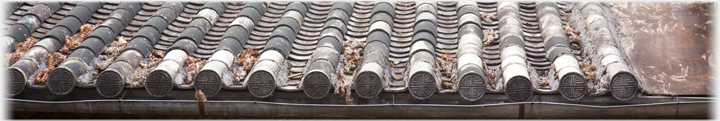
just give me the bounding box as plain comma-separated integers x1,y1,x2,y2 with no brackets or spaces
235,48,260,81
95,36,129,70
237,48,259,70
565,25,581,45
337,40,364,105
485,69,501,89
341,41,364,73
185,56,205,84
480,13,497,23
437,53,457,89
539,78,548,86
5,37,37,66
104,36,128,57
34,52,66,85
61,23,100,53
438,53,456,75
482,29,498,46
133,50,165,86
581,59,596,81
142,50,165,69
16,37,36,53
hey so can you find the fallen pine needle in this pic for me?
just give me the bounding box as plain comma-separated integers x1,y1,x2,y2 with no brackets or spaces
288,73,303,79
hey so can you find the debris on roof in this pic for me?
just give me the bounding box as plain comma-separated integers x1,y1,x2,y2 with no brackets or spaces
5,37,36,66
61,23,99,53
